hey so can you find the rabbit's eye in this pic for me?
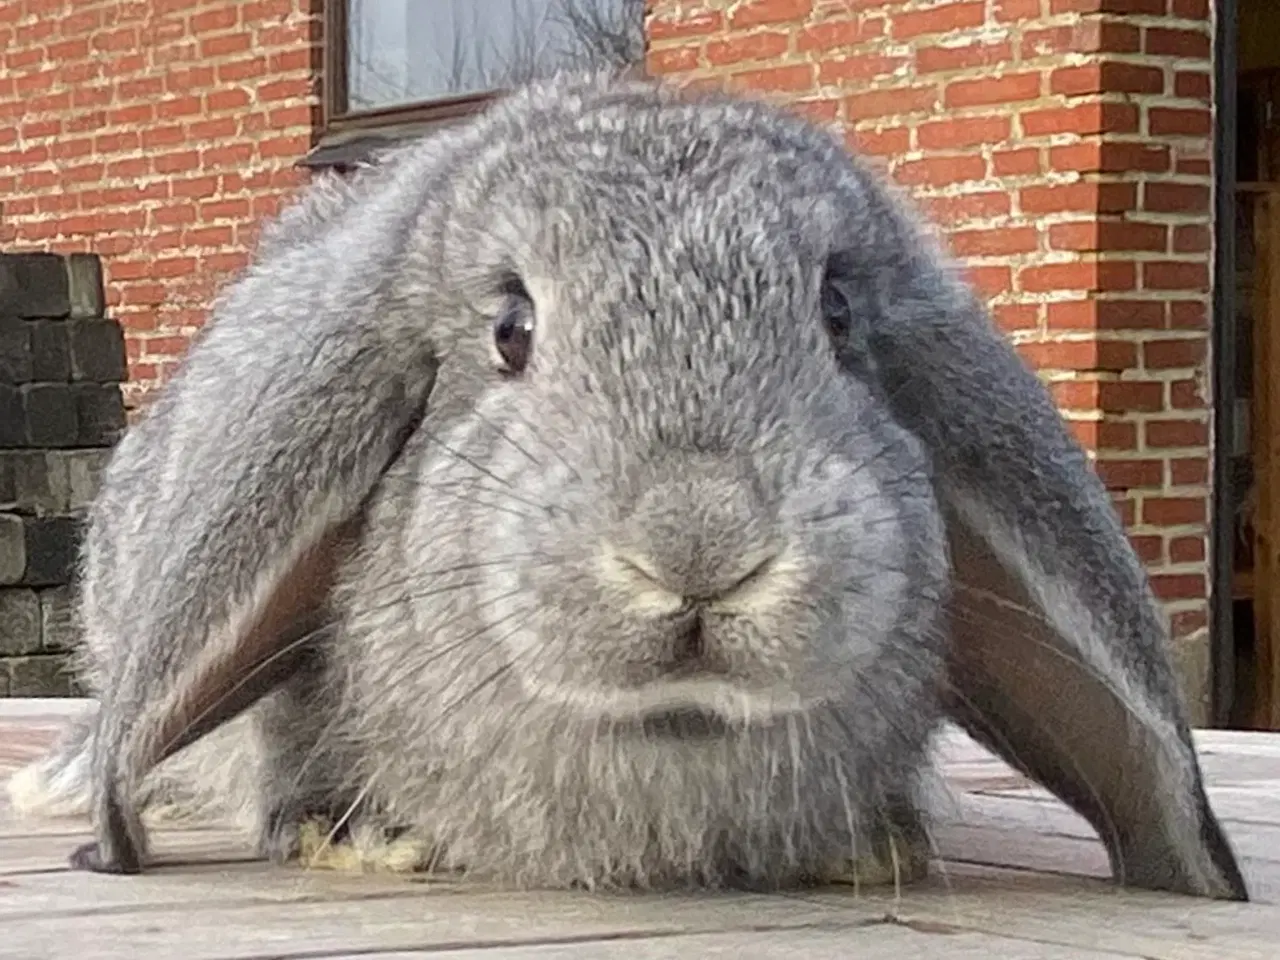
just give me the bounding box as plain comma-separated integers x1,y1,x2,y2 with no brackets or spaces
493,293,535,375
819,252,869,354
821,278,853,341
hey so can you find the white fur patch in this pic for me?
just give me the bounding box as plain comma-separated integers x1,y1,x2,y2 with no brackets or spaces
6,751,92,819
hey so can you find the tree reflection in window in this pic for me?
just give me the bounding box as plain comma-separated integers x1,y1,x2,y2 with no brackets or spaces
346,0,645,114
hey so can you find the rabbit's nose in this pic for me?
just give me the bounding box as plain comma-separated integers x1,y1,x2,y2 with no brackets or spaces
611,462,781,604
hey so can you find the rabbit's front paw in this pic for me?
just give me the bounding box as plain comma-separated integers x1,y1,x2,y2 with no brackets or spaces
295,820,436,874
257,801,353,865
821,801,932,889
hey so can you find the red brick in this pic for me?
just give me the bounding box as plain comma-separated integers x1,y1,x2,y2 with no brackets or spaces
1023,21,1141,57
1020,182,1137,215
153,150,201,175
258,77,312,102
648,46,700,73
1146,496,1203,527
190,7,239,32
1169,300,1208,329
200,197,253,220
1143,182,1210,213
818,54,908,85
730,63,815,93
1145,28,1211,59
268,49,314,74
945,73,1042,108
1097,421,1139,450
92,27,139,53
1050,0,1166,11
1020,260,1136,293
1169,536,1206,564
705,32,790,66
199,32,252,58
729,0,813,28
848,126,911,157
1174,71,1211,100
918,116,1010,150
916,41,1012,73
1173,224,1210,253
1096,459,1164,490
165,65,217,93
189,116,241,140
1017,339,1137,371
1145,419,1208,448
992,148,1042,176
1051,380,1104,411
923,191,1012,226
1170,457,1209,485
1142,261,1210,292
1171,378,1207,409
950,226,1039,257
1149,108,1212,137
995,0,1041,19
217,55,269,83
1068,419,1102,450
845,85,940,120
1143,338,1206,368
894,155,987,188
156,95,203,119
792,98,841,122
1150,574,1205,601
1048,220,1168,253
1021,102,1139,137
1097,381,1164,413
1177,155,1212,177
206,87,252,111
797,19,866,53
1050,62,1164,96
992,302,1039,332
1050,141,1171,174
1093,301,1173,337
1047,297,1165,332
894,1,986,39
1129,535,1165,564
965,265,1013,297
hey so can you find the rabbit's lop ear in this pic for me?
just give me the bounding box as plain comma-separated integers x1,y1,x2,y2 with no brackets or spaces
862,228,1248,901
67,156,448,874
119,230,439,774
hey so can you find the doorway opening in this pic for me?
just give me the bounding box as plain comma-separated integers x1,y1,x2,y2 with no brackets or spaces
1223,0,1280,729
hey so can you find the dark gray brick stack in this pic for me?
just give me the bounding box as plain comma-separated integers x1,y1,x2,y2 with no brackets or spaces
1,252,126,696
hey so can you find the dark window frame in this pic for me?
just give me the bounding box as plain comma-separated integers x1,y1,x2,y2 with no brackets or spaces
306,0,646,169
306,0,500,167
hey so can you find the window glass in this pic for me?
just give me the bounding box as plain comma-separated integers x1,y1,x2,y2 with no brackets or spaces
346,0,644,112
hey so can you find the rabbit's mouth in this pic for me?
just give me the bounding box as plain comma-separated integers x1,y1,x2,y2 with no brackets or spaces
635,706,730,740
569,678,810,734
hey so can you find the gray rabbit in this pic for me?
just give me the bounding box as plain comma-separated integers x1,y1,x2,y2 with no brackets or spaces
7,72,1248,899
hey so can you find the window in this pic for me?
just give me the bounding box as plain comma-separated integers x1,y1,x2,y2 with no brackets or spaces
320,0,646,154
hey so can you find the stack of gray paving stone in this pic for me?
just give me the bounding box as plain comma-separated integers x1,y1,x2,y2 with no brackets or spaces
0,252,126,696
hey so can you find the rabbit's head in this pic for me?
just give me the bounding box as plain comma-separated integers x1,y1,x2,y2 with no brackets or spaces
399,78,952,737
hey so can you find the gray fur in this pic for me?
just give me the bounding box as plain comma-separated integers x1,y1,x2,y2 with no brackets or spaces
5,72,1247,899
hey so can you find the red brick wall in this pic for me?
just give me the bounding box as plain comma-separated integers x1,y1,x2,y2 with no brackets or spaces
647,0,1217,717
0,0,322,409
